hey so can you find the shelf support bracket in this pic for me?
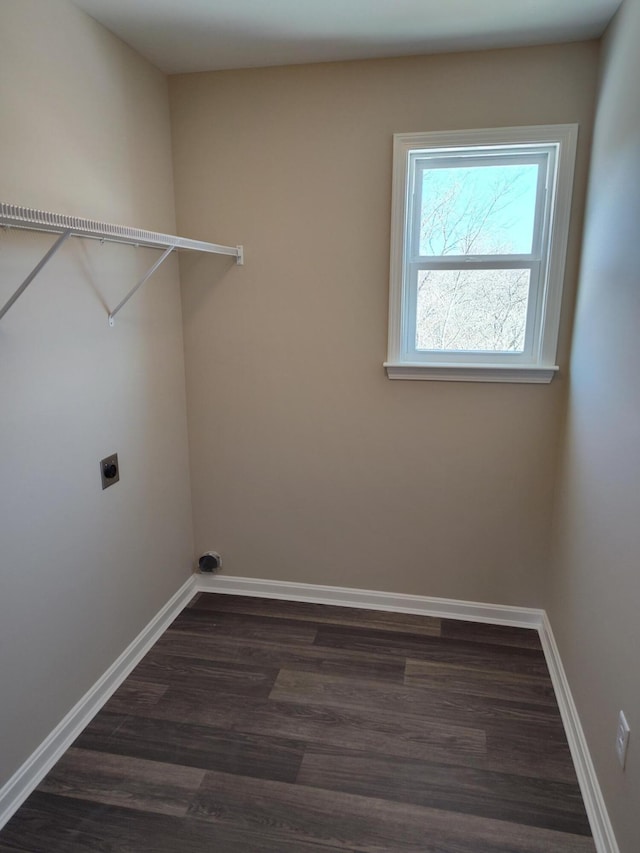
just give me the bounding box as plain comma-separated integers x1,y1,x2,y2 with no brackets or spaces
0,229,72,322
108,245,175,327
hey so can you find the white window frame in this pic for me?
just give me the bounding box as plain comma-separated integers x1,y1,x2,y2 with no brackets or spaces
385,124,578,383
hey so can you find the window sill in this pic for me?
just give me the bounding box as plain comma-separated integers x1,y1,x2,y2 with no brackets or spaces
383,362,559,384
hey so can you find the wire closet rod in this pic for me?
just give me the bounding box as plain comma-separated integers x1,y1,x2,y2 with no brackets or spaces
0,203,243,258
0,203,243,325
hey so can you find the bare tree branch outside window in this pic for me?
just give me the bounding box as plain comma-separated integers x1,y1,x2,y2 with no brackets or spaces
415,165,537,353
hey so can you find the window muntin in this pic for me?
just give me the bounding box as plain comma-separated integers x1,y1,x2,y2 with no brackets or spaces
386,126,578,382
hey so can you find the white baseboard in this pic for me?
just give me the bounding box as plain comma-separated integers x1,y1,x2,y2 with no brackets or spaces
0,575,198,831
195,574,544,628
539,613,619,853
1,571,618,853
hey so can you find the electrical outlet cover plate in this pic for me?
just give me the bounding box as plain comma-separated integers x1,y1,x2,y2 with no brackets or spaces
616,710,631,769
100,453,120,490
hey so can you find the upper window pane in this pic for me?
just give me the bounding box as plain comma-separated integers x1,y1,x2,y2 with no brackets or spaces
416,161,540,257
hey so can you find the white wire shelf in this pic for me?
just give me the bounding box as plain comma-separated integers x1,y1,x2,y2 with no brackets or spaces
0,202,243,325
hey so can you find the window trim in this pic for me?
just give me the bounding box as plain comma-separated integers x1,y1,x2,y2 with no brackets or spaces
385,124,578,383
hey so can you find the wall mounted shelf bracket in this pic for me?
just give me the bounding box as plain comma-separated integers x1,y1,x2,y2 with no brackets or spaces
0,203,244,326
0,228,72,322
108,245,174,327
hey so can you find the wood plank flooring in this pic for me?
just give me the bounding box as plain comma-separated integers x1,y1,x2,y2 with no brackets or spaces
0,593,595,852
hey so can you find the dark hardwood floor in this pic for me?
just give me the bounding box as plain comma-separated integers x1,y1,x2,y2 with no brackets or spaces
0,593,595,852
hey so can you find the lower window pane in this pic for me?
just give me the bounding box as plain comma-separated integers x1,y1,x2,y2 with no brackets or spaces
416,269,530,353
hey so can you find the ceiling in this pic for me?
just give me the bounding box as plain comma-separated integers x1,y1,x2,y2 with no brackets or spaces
73,0,621,75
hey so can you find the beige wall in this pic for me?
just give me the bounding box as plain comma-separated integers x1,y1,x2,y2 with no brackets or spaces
547,1,640,849
170,43,598,605
0,0,193,785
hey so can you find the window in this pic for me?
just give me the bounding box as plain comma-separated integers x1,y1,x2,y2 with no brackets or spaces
385,125,578,382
